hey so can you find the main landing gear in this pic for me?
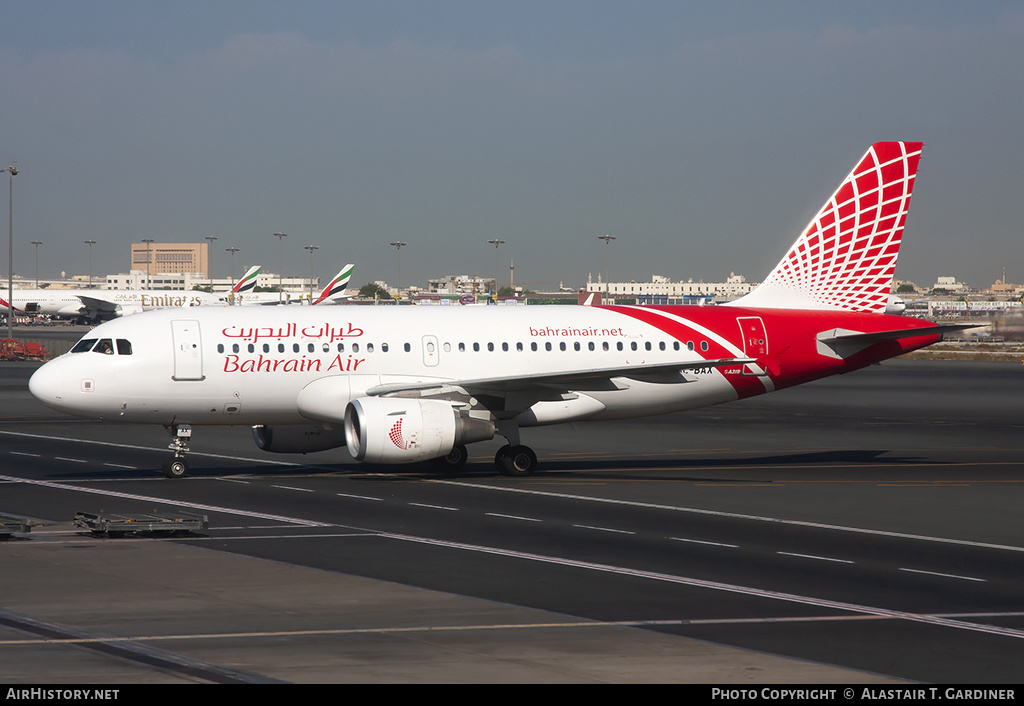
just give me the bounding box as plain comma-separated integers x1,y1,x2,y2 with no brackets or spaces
429,444,469,471
428,442,539,476
162,424,192,479
494,444,538,476
492,421,539,476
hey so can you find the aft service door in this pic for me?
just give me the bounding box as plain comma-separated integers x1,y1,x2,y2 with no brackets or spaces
171,319,205,381
737,316,768,358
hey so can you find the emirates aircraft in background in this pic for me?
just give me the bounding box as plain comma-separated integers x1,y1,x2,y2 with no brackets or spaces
1,264,354,321
228,264,355,306
29,142,970,478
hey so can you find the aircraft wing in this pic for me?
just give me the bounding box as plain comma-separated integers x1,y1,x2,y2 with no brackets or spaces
74,295,120,314
365,357,756,397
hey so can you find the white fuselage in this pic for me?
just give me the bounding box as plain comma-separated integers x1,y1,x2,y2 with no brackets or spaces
29,304,753,428
5,288,227,318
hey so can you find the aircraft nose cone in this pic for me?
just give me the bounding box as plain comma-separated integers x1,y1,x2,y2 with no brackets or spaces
29,361,65,409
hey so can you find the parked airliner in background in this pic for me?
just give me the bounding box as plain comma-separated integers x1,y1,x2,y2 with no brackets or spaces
29,142,972,478
2,264,354,322
1,287,227,322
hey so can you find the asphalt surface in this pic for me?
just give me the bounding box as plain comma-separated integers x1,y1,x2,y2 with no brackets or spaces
1,358,1022,684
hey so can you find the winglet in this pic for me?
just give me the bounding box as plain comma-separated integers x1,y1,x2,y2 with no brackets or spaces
312,264,354,305
731,142,923,313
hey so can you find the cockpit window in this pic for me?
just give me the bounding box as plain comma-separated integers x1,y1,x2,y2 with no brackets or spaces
93,339,115,355
71,338,97,353
116,339,133,355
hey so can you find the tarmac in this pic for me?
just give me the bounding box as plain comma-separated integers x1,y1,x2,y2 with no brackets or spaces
1,524,903,684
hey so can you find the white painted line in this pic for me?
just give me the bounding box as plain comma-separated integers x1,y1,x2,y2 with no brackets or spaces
670,537,739,548
410,503,458,511
899,567,986,582
271,485,314,493
777,551,854,564
0,429,311,467
486,513,542,522
0,474,330,527
102,463,137,469
6,609,1024,647
336,493,382,501
379,531,1024,641
10,451,40,457
574,524,634,535
55,457,88,463
434,479,1024,554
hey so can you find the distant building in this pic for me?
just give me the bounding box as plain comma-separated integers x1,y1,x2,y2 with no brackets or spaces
106,270,314,294
932,276,968,293
989,279,1024,296
585,272,757,301
131,242,209,278
428,274,496,296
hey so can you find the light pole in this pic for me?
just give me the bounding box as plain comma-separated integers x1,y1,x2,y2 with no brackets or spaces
204,235,217,289
389,241,406,300
141,238,154,289
597,234,616,292
225,247,239,283
3,163,18,337
31,240,42,289
84,240,96,288
303,245,319,300
273,233,287,302
487,239,505,296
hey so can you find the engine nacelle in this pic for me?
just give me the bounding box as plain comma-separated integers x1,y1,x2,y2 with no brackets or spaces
344,397,495,464
252,424,348,454
114,305,144,317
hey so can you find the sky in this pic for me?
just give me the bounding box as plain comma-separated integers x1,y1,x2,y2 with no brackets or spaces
1,1,1022,291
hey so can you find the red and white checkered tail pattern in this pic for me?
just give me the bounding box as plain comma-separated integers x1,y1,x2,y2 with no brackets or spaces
733,142,923,313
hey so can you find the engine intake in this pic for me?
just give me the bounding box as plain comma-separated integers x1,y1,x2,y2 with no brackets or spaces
252,424,347,454
344,397,494,464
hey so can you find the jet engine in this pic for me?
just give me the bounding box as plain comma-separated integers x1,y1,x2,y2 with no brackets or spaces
344,397,495,464
114,305,144,317
252,424,348,454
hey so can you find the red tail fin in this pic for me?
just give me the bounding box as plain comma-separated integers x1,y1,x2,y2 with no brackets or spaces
732,142,923,313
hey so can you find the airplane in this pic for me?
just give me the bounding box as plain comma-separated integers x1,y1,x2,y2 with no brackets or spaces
2,263,355,321
28,142,974,479
1,287,227,322
885,294,907,315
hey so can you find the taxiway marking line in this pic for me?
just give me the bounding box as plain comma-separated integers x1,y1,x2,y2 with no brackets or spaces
0,429,309,467
5,610,1024,647
0,474,329,527
899,567,986,582
433,479,1024,554
379,531,1024,641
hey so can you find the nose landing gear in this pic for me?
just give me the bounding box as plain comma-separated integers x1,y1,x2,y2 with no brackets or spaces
162,424,192,478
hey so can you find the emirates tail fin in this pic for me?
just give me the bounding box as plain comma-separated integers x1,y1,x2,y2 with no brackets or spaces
312,264,355,305
730,142,923,313
232,265,261,295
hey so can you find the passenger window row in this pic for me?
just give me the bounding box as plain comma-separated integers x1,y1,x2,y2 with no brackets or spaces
214,339,712,355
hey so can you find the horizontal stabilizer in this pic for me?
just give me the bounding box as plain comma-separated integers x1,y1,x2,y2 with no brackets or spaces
818,323,979,345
